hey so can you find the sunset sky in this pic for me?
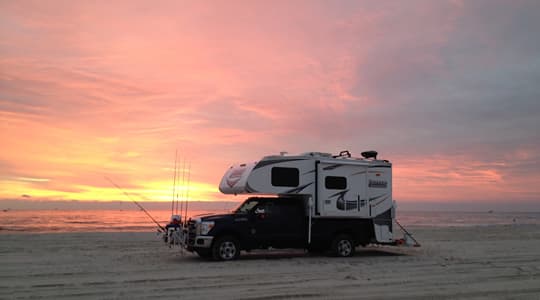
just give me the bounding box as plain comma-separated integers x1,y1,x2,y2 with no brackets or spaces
1,1,539,209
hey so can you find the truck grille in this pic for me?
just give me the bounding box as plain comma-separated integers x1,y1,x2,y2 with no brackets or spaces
186,219,197,246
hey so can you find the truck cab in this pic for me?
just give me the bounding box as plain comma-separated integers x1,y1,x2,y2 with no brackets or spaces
186,197,307,260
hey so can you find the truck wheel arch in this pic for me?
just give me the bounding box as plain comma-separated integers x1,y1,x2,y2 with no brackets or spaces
331,229,357,245
213,229,244,245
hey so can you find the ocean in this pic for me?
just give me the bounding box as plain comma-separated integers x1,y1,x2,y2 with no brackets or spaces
0,209,216,233
1,209,539,234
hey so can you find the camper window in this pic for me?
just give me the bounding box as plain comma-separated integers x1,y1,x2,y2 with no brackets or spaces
325,176,347,189
271,167,299,187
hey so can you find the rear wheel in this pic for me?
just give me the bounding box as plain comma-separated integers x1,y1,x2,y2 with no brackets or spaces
212,236,240,261
331,234,355,257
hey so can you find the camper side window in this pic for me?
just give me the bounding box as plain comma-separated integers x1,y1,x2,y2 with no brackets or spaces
271,167,299,187
325,176,347,189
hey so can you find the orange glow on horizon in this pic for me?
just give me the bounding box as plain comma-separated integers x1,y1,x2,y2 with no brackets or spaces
0,176,220,203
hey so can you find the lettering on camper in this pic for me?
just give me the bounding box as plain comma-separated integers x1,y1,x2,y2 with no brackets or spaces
368,179,388,188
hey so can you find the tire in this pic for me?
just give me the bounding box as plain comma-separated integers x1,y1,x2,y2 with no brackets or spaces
212,236,240,261
331,234,355,257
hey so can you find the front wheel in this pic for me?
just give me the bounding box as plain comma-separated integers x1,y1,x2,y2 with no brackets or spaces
331,234,355,257
212,236,240,261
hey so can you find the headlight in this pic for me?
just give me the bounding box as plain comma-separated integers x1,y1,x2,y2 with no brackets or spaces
200,221,215,235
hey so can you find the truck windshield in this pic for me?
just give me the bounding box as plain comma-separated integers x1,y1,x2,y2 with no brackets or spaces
234,199,260,214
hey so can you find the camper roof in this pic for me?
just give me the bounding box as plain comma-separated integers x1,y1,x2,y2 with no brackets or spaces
264,150,384,162
300,152,333,157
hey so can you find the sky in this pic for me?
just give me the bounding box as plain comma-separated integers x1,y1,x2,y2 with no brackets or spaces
1,0,539,210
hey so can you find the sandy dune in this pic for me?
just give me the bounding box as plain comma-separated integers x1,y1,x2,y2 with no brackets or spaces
1,225,540,299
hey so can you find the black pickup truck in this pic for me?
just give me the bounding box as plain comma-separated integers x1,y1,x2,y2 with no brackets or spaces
186,196,374,260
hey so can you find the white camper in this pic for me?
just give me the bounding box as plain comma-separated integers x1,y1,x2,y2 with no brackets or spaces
219,150,395,244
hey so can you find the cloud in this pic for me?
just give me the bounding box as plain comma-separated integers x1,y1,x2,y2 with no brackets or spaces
0,0,539,203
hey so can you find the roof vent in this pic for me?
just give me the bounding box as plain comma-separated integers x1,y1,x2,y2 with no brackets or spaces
361,150,378,160
333,150,351,158
301,152,332,157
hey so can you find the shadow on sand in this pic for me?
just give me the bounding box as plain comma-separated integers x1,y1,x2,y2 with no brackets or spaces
234,247,405,261
169,247,407,262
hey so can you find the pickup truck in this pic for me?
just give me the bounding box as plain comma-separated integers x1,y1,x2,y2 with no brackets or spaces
186,196,374,260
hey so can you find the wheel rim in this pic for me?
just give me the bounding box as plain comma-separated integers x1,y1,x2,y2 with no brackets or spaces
219,241,236,260
337,239,352,256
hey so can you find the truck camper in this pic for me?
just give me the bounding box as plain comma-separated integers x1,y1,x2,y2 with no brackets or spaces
180,150,412,260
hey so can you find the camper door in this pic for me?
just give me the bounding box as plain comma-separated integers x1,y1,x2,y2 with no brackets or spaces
317,162,369,218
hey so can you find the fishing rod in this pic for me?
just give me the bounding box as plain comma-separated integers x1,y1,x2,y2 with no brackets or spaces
175,155,181,215
179,157,186,219
105,176,166,232
171,149,178,216
184,161,191,220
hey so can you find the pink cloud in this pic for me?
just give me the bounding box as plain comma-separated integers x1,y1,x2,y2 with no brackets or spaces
1,1,538,204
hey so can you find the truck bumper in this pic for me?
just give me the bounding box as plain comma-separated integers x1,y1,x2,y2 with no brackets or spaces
191,235,214,248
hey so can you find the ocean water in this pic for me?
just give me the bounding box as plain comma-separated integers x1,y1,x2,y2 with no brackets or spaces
1,209,539,234
0,209,219,233
396,211,540,227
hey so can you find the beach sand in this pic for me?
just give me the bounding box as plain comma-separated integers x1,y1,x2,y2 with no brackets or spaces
1,225,540,299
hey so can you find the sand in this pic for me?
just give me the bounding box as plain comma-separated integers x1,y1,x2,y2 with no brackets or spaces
1,225,540,299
